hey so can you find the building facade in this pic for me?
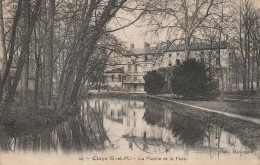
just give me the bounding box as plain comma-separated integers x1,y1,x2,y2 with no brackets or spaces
105,41,233,93
104,67,124,91
122,43,162,93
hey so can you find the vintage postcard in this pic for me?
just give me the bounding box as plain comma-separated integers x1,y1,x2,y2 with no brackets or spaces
0,0,260,164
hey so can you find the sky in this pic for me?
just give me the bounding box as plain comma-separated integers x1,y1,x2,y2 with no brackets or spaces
114,0,260,49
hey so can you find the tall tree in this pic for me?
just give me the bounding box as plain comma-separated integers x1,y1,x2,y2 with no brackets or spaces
1,0,42,122
147,0,220,59
43,0,55,105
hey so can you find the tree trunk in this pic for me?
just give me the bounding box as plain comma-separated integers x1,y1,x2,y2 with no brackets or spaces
184,36,191,59
0,0,23,103
34,27,41,108
243,60,247,95
21,0,31,106
0,0,7,84
0,0,42,122
257,49,260,90
247,30,250,94
44,0,55,105
251,53,254,94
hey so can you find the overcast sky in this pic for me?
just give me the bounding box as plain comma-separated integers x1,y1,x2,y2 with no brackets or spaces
114,0,260,49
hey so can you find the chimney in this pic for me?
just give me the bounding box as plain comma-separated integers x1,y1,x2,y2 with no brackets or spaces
130,43,134,49
144,42,150,48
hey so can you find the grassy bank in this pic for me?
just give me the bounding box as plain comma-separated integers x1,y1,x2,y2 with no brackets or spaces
0,102,80,136
159,94,260,119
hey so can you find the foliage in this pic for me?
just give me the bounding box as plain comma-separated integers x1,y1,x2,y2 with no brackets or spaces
144,70,165,94
171,59,219,100
158,67,174,93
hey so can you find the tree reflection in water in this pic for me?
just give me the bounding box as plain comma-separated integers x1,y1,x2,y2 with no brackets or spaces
0,98,258,156
0,100,110,153
143,105,227,154
169,113,206,146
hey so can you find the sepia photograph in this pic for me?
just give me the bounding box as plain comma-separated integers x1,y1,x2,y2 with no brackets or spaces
0,0,260,164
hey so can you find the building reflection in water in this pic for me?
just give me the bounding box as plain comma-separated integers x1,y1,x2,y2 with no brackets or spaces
0,98,259,158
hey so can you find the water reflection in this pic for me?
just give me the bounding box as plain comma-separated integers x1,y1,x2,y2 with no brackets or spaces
0,98,259,158
0,100,110,153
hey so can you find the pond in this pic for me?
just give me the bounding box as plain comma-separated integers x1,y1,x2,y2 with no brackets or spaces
0,97,259,160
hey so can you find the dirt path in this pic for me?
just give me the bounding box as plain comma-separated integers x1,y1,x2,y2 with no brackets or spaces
148,95,260,125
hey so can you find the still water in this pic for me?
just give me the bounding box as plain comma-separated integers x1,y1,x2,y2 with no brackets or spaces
0,97,259,159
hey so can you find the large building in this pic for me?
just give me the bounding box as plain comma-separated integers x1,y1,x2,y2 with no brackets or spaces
104,41,233,93
122,43,161,93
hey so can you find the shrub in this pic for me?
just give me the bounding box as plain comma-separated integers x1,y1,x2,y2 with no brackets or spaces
171,59,219,100
143,70,165,94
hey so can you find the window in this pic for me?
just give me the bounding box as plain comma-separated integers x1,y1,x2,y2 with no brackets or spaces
200,57,204,65
177,52,180,56
169,54,172,58
200,50,204,56
168,63,172,67
134,65,137,72
229,53,233,61
216,57,220,65
128,64,131,72
118,74,121,81
176,59,180,65
134,76,137,81
145,55,148,61
112,75,114,81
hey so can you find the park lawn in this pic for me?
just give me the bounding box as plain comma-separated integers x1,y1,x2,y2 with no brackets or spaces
160,94,260,119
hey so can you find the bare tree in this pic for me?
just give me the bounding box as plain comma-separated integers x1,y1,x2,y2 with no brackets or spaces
228,0,255,95
1,0,42,121
147,0,221,59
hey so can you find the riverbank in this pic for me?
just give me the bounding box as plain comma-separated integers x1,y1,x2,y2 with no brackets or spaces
158,94,260,119
90,92,260,119
90,92,260,150
0,102,80,136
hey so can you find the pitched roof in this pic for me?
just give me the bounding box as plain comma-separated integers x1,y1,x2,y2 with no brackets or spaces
165,41,228,52
105,67,124,73
125,47,162,56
